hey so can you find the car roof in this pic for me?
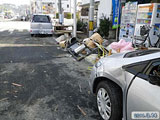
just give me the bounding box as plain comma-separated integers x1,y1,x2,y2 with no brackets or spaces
33,14,49,16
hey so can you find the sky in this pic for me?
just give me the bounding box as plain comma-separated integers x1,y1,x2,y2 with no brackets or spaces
0,0,30,6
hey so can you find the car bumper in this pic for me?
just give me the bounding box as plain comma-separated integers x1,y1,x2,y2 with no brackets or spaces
30,29,53,35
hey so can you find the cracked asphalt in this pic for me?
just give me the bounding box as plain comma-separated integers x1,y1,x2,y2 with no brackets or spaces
0,21,101,120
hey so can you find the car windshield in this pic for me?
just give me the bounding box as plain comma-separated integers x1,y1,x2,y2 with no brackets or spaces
124,49,160,58
33,15,50,23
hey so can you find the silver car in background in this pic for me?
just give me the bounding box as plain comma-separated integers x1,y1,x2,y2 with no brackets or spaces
30,14,53,36
89,49,160,120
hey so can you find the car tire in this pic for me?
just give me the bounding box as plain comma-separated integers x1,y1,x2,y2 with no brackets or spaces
31,34,34,37
96,81,122,120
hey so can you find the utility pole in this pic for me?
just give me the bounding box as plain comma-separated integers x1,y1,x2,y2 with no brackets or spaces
73,0,77,37
58,0,62,24
70,0,72,19
40,0,42,14
89,0,95,37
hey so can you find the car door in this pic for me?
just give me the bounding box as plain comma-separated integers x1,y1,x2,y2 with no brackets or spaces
127,59,160,120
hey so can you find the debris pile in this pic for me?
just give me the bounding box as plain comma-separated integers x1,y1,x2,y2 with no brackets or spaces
56,33,134,64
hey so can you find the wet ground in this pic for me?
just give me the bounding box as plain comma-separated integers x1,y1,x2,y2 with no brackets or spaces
0,21,101,120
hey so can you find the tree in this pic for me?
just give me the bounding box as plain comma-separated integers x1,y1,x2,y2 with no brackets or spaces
97,16,111,38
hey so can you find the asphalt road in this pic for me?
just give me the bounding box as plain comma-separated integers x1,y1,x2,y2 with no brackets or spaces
0,21,101,120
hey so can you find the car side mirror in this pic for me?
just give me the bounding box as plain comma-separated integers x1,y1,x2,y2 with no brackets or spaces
148,74,160,86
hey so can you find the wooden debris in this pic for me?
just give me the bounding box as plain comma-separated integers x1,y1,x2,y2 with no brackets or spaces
77,105,86,116
0,98,8,102
108,49,112,56
79,84,82,92
31,69,35,73
6,91,10,94
59,41,66,48
54,105,58,111
3,81,8,84
12,83,22,87
117,48,120,53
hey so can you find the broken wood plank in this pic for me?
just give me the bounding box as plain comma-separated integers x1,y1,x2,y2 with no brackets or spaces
0,98,8,102
54,105,58,111
77,105,86,116
12,83,22,87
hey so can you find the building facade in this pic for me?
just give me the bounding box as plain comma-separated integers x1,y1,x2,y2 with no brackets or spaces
81,0,112,27
31,0,82,18
31,0,57,18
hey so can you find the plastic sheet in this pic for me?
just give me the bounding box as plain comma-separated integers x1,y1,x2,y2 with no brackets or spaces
110,39,134,52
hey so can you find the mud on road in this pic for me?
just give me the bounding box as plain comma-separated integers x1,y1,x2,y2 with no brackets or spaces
0,23,101,120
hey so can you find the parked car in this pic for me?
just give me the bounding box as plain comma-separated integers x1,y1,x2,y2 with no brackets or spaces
21,16,26,21
0,15,4,19
89,49,160,120
30,14,53,36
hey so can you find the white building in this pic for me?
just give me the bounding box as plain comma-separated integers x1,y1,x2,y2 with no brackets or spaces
31,0,56,17
55,0,82,14
31,0,82,18
97,0,112,26
81,0,112,27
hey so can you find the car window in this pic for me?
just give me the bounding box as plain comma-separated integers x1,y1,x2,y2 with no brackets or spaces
123,61,150,75
33,15,50,23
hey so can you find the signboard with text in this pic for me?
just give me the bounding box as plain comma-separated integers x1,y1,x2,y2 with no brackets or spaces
112,0,121,29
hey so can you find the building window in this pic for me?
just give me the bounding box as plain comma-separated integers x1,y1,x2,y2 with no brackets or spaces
67,4,69,8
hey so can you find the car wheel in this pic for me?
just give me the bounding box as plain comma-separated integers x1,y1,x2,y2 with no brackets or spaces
31,34,34,37
96,81,122,120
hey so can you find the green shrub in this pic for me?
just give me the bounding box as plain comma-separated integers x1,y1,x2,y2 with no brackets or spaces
97,16,111,38
76,13,80,19
77,19,87,31
66,13,72,19
56,13,59,19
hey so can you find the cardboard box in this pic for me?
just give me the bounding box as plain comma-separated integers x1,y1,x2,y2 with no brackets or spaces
59,41,66,48
90,33,104,45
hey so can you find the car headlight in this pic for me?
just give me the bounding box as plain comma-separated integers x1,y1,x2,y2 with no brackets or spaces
95,61,102,68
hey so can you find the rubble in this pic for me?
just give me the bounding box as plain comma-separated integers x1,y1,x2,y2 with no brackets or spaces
56,33,135,63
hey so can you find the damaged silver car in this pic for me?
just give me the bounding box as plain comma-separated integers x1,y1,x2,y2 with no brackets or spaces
89,49,160,120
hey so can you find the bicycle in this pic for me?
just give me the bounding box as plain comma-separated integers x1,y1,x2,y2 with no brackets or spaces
132,25,160,48
153,30,160,48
